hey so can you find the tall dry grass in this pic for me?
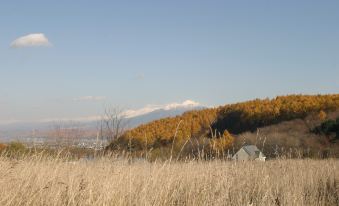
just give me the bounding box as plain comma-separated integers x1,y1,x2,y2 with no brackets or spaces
0,154,337,206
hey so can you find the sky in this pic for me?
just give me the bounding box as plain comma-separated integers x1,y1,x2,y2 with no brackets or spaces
0,0,339,123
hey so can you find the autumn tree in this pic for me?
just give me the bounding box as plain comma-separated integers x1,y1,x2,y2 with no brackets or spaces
318,110,327,120
210,130,234,152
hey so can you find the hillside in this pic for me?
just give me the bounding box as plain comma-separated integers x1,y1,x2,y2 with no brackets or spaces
108,94,339,158
235,109,339,158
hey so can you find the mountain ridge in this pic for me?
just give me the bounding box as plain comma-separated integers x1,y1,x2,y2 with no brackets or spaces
0,101,204,139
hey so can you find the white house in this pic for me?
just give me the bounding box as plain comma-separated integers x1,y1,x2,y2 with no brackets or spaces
232,145,266,161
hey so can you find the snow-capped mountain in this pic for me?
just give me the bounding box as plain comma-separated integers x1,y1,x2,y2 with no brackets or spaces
0,100,205,139
123,100,201,118
125,100,204,127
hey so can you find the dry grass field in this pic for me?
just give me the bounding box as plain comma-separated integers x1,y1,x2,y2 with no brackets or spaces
0,155,338,206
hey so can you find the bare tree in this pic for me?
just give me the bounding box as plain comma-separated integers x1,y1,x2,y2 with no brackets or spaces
98,107,128,143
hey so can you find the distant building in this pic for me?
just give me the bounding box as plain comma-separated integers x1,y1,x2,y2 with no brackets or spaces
232,145,266,161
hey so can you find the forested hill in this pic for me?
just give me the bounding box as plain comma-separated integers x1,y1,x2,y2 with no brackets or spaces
111,94,339,151
211,94,339,134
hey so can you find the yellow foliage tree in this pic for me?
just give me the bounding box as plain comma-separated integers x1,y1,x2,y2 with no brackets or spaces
210,130,234,151
318,110,327,120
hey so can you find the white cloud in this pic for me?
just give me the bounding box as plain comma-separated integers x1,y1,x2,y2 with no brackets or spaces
11,33,52,48
0,115,102,125
74,96,106,102
40,115,101,123
0,119,22,125
123,100,201,118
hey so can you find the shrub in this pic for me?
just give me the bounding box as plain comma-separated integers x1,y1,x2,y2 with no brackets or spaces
6,142,27,153
0,143,7,152
318,110,327,120
312,119,339,142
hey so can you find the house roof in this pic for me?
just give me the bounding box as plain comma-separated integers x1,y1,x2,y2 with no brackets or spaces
242,145,263,157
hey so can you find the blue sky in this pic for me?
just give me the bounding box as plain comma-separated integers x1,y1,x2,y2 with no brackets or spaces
1,0,339,123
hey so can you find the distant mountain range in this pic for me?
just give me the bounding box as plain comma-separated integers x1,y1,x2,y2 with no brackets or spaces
0,100,205,140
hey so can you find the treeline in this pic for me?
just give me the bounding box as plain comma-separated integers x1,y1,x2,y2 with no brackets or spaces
212,94,339,134
109,94,339,152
